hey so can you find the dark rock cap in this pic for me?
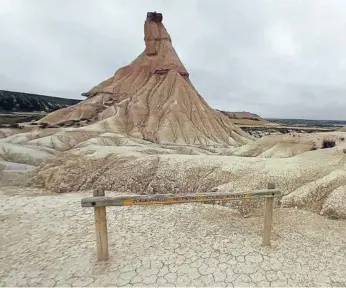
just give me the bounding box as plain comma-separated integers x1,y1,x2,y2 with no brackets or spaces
146,12,163,22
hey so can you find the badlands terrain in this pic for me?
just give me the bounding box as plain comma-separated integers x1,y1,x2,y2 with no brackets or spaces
1,11,346,287
1,126,346,219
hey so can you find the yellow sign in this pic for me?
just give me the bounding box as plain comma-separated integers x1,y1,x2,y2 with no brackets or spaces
121,193,253,206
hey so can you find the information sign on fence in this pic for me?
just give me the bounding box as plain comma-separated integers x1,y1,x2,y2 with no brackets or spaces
81,184,281,261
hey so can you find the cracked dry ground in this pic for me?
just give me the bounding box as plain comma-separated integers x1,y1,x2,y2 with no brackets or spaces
1,188,346,287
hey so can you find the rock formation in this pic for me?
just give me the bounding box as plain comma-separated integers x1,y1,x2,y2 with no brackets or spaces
38,12,251,146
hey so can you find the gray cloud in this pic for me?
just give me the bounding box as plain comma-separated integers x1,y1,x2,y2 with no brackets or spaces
1,0,346,119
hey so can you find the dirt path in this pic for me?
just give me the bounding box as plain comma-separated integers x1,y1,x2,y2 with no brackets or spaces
1,188,345,287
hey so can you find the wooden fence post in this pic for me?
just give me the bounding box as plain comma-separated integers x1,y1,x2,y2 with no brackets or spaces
93,189,109,261
262,183,275,246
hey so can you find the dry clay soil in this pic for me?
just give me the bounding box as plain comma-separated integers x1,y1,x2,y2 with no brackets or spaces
1,188,346,287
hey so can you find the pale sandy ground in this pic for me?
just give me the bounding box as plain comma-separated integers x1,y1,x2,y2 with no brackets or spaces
1,187,345,287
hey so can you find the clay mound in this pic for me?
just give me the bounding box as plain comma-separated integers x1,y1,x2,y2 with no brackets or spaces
232,132,346,158
28,146,346,218
38,12,251,147
1,126,346,218
0,128,22,139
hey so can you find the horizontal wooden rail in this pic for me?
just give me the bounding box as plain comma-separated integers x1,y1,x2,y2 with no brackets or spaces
82,184,281,261
81,189,281,208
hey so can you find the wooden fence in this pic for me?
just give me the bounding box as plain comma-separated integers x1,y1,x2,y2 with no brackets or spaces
81,183,281,261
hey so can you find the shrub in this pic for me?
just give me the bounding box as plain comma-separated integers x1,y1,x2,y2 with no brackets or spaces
39,122,48,129
8,123,20,129
322,139,336,149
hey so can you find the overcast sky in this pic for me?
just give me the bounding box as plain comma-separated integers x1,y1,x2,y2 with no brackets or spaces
1,0,346,120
